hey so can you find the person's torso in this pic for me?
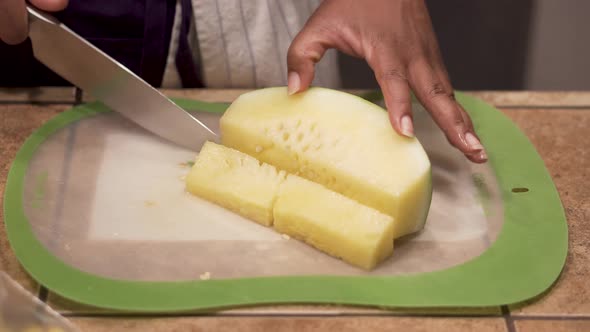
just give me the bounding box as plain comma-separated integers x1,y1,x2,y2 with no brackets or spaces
0,0,341,89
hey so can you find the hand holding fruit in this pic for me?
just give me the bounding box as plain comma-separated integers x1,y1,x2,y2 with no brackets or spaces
287,0,488,163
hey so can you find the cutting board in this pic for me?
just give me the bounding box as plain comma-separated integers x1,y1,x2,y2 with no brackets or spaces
3,91,567,312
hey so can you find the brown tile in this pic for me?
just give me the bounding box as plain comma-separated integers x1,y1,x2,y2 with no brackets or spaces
216,305,501,317
164,90,590,109
500,109,590,316
82,89,371,104
162,89,371,104
76,89,590,109
466,91,590,107
69,317,507,332
161,89,253,103
515,319,590,332
81,89,251,104
0,87,75,103
0,104,70,292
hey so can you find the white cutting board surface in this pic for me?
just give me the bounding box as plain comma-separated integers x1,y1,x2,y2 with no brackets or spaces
23,104,502,281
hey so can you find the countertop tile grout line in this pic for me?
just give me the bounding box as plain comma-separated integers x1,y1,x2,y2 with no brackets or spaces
59,311,504,319
1,99,589,111
0,87,77,105
511,315,590,321
502,305,517,332
0,100,78,105
53,310,590,320
75,88,83,105
495,105,590,110
38,286,49,302
36,88,82,305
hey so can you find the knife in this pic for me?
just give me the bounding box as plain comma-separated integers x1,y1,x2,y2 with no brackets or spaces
26,5,219,151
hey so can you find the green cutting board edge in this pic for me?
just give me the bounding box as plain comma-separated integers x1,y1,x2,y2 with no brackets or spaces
3,90,568,313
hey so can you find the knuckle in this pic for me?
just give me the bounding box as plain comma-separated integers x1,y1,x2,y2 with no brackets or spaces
434,109,465,129
427,82,449,99
287,45,313,65
378,68,408,82
447,110,466,128
451,115,465,128
303,48,322,63
458,108,473,127
287,39,304,56
286,45,298,60
288,40,324,65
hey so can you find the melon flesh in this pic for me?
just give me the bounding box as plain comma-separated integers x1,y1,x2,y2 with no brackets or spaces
185,141,286,226
185,142,396,270
220,87,432,238
274,175,395,270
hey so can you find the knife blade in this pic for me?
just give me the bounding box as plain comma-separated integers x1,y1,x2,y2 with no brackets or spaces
26,6,219,151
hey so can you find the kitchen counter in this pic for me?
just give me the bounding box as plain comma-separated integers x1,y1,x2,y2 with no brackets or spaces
1,88,588,331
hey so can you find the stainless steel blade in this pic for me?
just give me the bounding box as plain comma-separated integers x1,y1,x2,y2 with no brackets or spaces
26,6,219,151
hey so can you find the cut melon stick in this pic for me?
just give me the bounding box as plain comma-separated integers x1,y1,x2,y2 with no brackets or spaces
220,87,432,238
274,175,395,270
185,142,396,270
185,141,286,226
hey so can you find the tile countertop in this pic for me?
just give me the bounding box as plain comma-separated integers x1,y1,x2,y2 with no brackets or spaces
0,88,589,332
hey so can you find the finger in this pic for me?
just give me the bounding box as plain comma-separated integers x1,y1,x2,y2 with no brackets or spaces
30,0,69,11
369,57,414,137
408,58,487,162
287,24,334,95
432,64,477,139
431,62,488,162
0,0,69,45
458,104,487,163
0,0,27,45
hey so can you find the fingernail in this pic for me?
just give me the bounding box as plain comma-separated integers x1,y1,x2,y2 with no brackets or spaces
479,150,488,161
288,72,300,95
465,132,484,151
400,115,414,137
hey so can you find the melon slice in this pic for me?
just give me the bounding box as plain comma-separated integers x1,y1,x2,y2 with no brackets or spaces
220,87,432,238
185,141,286,226
274,175,395,270
185,142,395,270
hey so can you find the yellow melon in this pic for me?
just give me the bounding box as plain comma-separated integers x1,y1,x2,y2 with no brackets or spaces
186,142,396,270
185,141,286,226
274,175,395,270
219,87,432,238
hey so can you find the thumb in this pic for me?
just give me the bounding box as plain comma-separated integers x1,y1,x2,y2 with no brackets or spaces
286,26,333,95
29,0,69,11
0,0,28,45
0,0,68,45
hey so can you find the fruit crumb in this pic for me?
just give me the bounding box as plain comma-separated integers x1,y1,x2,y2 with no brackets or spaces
144,200,157,207
255,145,263,153
199,272,211,280
179,161,195,168
282,234,291,240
